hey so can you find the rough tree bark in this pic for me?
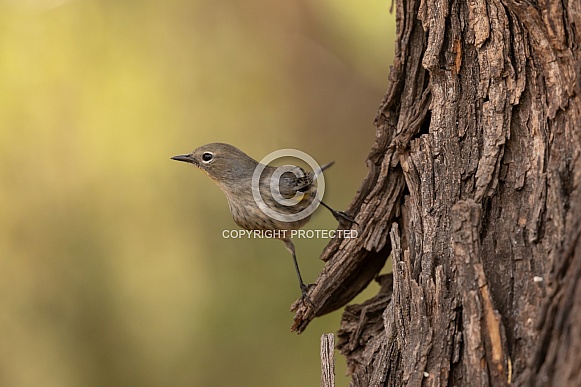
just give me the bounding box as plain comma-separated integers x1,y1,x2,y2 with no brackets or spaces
291,0,581,385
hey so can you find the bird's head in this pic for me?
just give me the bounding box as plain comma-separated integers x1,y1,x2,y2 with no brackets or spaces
171,143,259,186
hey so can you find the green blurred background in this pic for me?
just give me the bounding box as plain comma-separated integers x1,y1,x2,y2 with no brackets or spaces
0,0,394,386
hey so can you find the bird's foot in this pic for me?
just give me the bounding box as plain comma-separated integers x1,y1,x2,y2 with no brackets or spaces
331,209,358,227
300,283,315,308
319,201,358,226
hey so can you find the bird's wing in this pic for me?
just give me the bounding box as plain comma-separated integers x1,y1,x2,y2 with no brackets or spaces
273,166,313,197
277,161,334,195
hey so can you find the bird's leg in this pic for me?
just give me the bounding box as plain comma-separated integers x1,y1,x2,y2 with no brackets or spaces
319,201,358,226
313,162,357,225
283,239,314,306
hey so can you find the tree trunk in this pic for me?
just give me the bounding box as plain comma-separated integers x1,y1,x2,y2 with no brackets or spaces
291,0,581,385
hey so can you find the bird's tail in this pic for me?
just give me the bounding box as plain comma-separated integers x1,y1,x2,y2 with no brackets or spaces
314,161,334,181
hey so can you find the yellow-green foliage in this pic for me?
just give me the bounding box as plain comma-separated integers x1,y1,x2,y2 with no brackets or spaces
0,1,394,386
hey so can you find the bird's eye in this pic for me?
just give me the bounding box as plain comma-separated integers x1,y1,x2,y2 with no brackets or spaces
201,152,214,163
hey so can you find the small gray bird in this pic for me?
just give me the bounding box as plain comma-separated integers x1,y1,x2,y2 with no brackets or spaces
171,143,355,301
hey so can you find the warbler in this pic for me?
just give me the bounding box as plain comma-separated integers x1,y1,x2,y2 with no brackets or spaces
171,143,355,301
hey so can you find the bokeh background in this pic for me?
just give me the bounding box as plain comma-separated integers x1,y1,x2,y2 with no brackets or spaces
0,0,395,386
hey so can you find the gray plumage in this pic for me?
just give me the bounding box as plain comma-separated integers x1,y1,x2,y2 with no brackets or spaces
172,142,354,302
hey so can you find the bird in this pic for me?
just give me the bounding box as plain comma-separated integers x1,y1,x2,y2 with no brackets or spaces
171,142,355,302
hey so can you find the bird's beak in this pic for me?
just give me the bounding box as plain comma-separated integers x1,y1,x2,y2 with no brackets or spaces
171,154,196,164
